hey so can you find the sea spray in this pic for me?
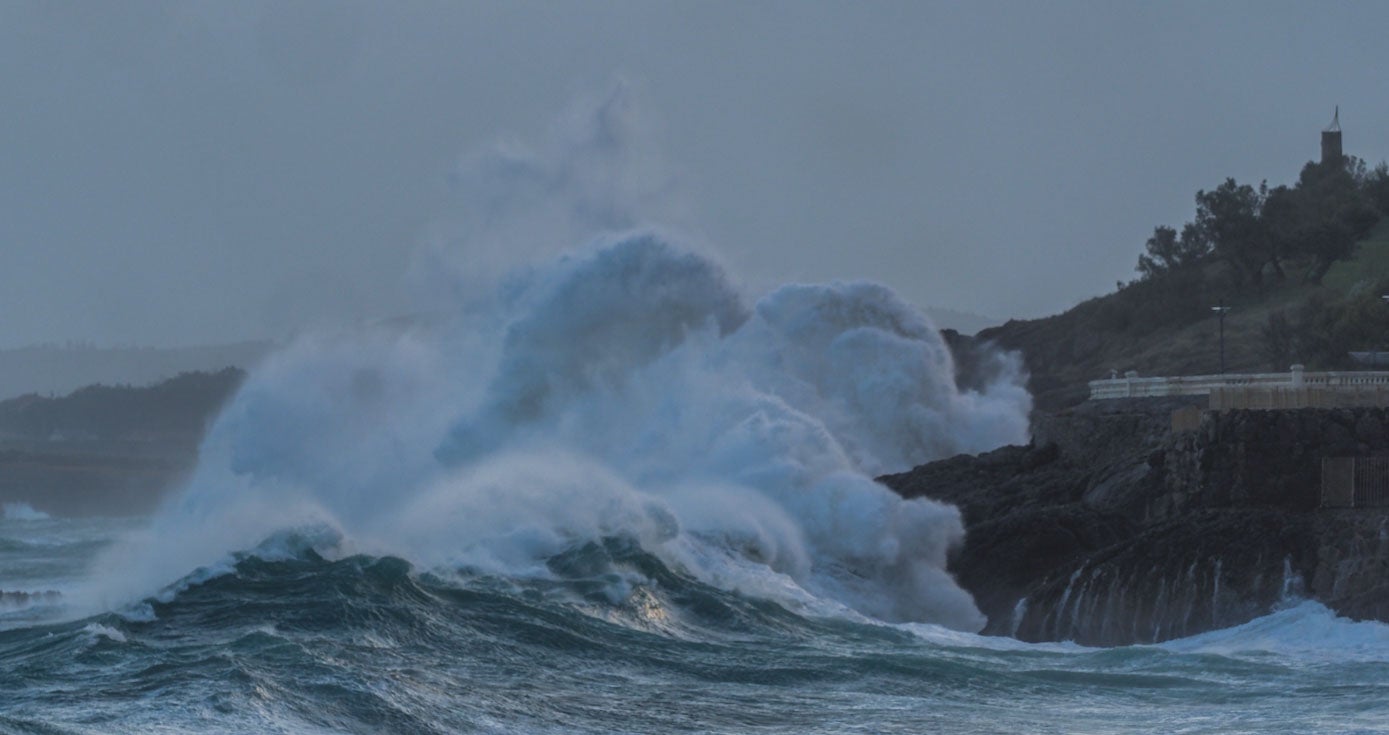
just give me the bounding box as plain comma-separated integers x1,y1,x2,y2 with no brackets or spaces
414,82,689,311
83,92,1032,631
12,88,1389,735
2,502,50,522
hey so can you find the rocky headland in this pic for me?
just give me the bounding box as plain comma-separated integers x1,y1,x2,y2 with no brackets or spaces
0,369,245,516
882,397,1389,645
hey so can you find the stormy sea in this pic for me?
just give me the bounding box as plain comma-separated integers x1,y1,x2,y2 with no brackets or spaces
5,235,1389,733
4,501,1389,734
4,97,1389,733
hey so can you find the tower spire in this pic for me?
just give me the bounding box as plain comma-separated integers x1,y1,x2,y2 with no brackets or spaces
1321,106,1343,164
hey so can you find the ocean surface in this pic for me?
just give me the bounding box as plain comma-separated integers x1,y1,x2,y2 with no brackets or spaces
4,506,1389,735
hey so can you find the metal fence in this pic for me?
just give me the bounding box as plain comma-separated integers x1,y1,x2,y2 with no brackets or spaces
1321,457,1389,508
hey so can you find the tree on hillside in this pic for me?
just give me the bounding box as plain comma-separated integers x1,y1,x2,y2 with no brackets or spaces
1194,178,1274,288
1289,157,1381,283
1135,155,1388,288
1267,285,1389,369
1135,223,1209,278
1260,184,1303,281
1368,163,1389,215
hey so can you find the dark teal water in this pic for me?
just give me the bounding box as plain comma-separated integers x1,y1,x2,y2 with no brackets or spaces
3,513,1389,734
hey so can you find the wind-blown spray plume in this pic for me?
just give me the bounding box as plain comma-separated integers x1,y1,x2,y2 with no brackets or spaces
87,89,1031,632
415,81,687,309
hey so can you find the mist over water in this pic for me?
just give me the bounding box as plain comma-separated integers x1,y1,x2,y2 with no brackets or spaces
84,88,1031,631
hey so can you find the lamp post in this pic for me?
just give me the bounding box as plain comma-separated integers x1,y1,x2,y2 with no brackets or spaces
1212,301,1232,375
1380,295,1389,368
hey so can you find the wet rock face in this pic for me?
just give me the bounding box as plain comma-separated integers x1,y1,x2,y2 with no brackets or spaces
1012,511,1316,646
1310,513,1389,622
881,402,1389,645
1160,408,1389,517
884,444,1135,640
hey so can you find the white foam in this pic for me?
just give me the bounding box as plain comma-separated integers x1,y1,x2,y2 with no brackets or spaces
897,620,1090,653
116,603,157,623
82,623,127,644
2,502,50,521
84,93,1031,632
1161,600,1389,663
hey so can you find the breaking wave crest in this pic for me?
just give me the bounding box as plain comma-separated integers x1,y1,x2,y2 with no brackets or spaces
2,503,49,522
82,90,1031,632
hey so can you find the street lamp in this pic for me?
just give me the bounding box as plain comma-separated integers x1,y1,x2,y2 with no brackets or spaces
1212,301,1232,375
1380,295,1389,368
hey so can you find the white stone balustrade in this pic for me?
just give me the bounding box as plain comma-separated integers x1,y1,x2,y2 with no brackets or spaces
1089,366,1389,400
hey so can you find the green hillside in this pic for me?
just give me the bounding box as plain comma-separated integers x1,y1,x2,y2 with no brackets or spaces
1323,218,1389,293
975,217,1389,411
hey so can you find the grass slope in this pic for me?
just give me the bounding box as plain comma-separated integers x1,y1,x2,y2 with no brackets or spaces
977,219,1389,412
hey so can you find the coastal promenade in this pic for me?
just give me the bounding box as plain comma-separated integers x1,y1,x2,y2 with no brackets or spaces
1089,366,1389,409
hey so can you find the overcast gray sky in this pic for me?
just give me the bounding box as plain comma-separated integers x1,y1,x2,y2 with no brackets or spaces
3,1,1388,347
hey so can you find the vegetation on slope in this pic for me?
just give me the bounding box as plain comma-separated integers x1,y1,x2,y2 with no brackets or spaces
969,155,1389,411
0,368,246,450
0,368,248,515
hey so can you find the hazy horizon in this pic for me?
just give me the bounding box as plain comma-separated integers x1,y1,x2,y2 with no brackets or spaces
4,1,1389,348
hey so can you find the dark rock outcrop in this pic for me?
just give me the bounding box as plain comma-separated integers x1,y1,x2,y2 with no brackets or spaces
882,399,1389,645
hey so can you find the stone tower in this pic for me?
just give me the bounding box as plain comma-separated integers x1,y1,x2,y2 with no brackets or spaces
1322,106,1343,165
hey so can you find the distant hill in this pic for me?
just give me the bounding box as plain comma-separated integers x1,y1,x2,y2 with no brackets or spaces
0,342,271,401
0,368,246,452
0,369,247,516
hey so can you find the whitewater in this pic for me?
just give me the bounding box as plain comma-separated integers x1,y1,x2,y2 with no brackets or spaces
3,90,1388,733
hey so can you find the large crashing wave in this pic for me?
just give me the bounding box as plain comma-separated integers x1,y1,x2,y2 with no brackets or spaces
87,90,1031,632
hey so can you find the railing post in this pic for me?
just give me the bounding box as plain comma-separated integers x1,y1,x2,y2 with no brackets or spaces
1291,364,1305,388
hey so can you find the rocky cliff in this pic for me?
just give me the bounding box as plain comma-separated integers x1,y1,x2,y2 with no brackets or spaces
881,398,1389,645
